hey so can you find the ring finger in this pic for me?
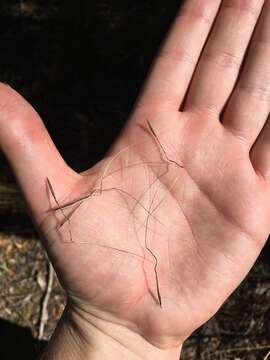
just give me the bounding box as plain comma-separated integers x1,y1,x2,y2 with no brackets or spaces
222,0,270,147
184,0,264,115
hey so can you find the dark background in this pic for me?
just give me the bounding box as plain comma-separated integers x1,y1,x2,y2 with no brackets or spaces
0,1,270,359
0,0,182,230
0,0,181,174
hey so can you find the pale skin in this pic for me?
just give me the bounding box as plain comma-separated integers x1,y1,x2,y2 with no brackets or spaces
1,0,270,359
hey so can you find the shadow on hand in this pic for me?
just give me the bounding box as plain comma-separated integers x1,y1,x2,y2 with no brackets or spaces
0,318,46,360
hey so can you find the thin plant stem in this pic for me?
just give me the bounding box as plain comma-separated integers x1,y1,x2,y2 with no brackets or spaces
47,119,185,308
146,120,184,169
47,178,73,242
47,179,155,263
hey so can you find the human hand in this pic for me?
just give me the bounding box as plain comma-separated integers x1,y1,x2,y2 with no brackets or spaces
1,1,270,359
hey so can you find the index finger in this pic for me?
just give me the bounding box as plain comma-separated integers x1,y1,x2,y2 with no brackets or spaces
135,0,222,112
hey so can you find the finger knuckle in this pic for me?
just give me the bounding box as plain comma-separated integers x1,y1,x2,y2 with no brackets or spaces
179,1,214,26
222,0,261,18
239,83,270,103
203,49,242,70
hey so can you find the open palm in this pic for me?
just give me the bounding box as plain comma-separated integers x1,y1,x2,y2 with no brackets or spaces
1,0,270,351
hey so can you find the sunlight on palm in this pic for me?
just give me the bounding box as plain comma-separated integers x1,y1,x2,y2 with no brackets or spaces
1,0,270,351
41,109,270,346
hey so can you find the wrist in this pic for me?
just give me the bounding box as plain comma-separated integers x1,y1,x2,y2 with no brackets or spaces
40,302,182,360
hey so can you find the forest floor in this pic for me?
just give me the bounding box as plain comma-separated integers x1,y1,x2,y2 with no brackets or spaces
0,1,270,359
1,233,270,359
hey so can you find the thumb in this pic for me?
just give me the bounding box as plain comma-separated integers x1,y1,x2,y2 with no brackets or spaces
0,83,79,223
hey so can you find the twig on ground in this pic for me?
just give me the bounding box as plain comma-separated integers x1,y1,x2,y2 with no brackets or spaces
38,261,54,340
203,344,270,360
